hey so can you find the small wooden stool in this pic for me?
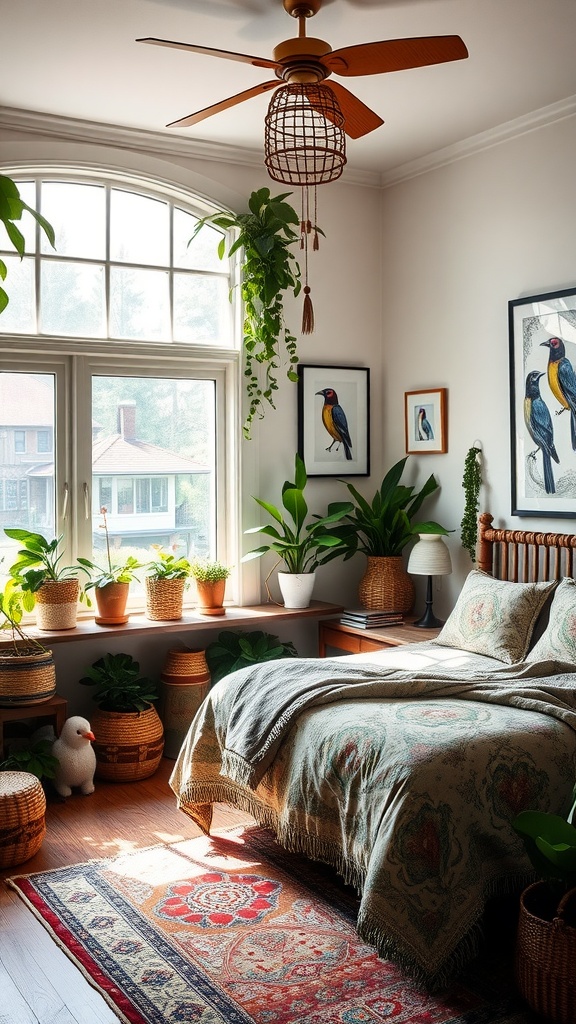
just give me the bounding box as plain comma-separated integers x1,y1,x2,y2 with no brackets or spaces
0,771,46,868
0,693,68,758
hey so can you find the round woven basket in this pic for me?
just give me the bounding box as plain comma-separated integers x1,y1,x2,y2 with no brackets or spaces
35,579,80,630
161,649,211,758
515,881,576,1023
0,771,46,868
358,556,415,613
0,648,56,707
91,705,164,781
145,578,186,621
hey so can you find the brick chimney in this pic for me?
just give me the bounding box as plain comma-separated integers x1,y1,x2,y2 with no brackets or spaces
117,401,137,441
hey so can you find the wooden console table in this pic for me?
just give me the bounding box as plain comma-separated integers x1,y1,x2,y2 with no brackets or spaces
318,617,441,656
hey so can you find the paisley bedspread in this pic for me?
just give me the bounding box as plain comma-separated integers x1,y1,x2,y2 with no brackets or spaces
170,642,576,986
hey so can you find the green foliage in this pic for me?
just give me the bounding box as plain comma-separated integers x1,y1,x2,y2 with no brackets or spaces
205,629,298,685
513,806,576,897
0,578,45,654
0,739,59,781
5,528,84,597
192,188,303,439
330,456,451,558
0,174,55,313
460,445,482,562
145,547,191,581
78,508,142,590
79,652,159,712
189,559,231,583
242,453,353,574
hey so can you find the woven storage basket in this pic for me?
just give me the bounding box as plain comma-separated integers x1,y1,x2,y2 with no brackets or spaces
0,648,56,707
145,578,185,621
91,705,164,781
515,880,576,1023
0,771,46,868
358,556,415,613
35,579,80,630
161,649,211,758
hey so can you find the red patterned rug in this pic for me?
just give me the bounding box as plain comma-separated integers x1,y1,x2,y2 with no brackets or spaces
8,826,532,1024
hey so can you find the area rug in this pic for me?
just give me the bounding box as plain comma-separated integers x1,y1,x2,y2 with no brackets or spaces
7,826,532,1024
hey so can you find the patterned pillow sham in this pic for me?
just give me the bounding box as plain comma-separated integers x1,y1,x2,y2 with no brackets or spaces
527,577,576,665
435,570,556,664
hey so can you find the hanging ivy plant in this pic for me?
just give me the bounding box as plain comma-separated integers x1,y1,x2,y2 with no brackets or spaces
192,187,304,440
460,445,483,561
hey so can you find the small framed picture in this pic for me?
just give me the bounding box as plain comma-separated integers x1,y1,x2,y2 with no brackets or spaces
404,388,448,454
297,364,370,476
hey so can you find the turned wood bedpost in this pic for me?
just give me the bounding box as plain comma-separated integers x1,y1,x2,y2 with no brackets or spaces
477,512,495,575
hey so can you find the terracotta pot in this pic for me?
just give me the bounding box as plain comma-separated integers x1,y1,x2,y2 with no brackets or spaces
91,704,164,781
358,556,414,613
94,582,130,626
195,578,226,616
278,571,316,609
35,579,80,630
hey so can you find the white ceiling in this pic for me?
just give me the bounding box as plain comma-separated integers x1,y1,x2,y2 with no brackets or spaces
3,0,576,180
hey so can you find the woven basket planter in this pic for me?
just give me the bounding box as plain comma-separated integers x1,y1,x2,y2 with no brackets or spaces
160,649,211,758
0,648,56,707
358,556,415,613
145,578,186,621
515,880,576,1023
0,771,46,868
91,704,164,781
35,579,80,630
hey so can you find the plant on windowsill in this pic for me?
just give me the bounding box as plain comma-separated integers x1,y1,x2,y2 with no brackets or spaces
242,452,353,608
77,507,142,626
0,174,55,313
4,528,86,630
189,559,231,617
0,578,57,706
79,652,164,781
144,547,192,621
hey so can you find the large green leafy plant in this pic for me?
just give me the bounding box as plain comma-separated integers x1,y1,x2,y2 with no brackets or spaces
514,807,576,898
5,528,83,596
0,174,55,312
205,629,298,685
192,188,304,439
79,653,159,712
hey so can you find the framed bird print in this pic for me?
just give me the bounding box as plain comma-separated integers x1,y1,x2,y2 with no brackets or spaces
509,285,576,517
297,364,370,477
404,388,447,455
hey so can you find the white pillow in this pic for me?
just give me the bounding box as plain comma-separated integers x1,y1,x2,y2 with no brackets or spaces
527,577,576,665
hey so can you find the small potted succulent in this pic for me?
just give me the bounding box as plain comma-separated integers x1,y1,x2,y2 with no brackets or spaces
5,528,85,630
189,558,231,617
77,508,142,625
144,547,191,621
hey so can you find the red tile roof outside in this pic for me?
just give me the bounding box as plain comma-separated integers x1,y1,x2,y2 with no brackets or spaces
92,435,209,475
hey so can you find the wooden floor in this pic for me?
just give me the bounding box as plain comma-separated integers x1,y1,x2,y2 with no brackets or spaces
0,758,254,1024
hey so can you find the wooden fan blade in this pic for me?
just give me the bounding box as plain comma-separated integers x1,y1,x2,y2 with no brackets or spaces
323,36,468,76
137,37,279,71
167,81,278,128
324,82,384,139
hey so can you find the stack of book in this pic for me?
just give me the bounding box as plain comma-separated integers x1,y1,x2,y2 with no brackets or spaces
340,609,404,629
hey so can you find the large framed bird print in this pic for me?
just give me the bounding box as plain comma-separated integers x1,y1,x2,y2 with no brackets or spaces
297,364,369,477
404,388,447,455
509,285,576,517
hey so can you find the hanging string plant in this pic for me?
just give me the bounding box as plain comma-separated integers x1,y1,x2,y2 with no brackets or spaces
460,443,483,561
192,187,321,440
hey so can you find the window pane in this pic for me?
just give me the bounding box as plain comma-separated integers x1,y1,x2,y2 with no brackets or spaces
173,273,231,344
110,266,170,340
91,376,216,590
0,181,37,254
173,209,224,272
110,190,169,266
0,256,36,334
0,372,56,573
41,261,106,336
41,182,106,258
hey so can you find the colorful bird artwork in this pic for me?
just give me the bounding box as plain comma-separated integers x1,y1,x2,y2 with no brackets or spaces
417,407,434,441
316,388,353,460
524,370,559,494
541,336,576,450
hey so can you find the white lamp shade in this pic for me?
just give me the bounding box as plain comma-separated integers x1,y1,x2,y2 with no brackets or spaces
407,534,452,576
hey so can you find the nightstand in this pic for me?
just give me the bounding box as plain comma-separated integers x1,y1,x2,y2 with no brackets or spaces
318,617,441,656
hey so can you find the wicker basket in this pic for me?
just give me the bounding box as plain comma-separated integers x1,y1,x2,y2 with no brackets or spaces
145,578,186,621
0,771,46,868
35,579,80,630
358,556,415,613
515,881,576,1023
0,648,56,707
91,705,164,781
161,649,211,758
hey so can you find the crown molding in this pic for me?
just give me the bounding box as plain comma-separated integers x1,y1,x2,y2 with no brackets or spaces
0,106,381,189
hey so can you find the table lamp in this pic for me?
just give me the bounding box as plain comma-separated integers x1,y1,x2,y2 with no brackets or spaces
407,534,452,628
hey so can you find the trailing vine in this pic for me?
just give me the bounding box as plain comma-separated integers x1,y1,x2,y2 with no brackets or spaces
460,445,483,561
192,188,303,440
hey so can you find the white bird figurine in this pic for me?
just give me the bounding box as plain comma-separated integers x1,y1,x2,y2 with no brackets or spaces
52,716,97,798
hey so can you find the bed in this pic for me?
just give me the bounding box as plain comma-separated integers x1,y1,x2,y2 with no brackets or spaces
170,514,576,987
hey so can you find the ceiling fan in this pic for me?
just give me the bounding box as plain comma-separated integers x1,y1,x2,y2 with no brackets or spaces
137,0,468,139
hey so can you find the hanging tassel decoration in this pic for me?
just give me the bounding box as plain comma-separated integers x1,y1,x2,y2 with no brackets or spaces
300,185,314,334
302,286,314,334
313,185,320,250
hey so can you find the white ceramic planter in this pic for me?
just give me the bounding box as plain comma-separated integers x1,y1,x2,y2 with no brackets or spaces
278,571,316,609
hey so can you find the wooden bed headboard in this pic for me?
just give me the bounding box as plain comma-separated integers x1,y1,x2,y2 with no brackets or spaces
477,512,576,582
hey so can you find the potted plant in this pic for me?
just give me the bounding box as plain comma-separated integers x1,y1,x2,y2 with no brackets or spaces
242,453,353,608
205,629,298,685
331,456,451,613
77,507,142,625
5,528,85,630
513,808,576,1021
0,579,56,706
0,173,55,313
189,558,231,617
79,652,164,781
144,547,191,621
